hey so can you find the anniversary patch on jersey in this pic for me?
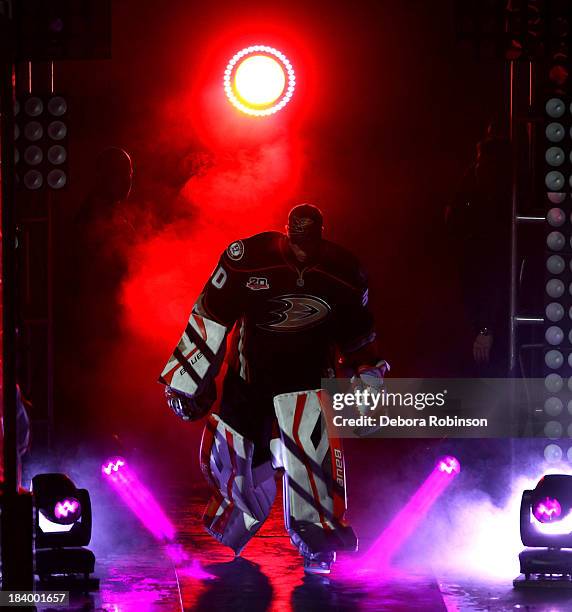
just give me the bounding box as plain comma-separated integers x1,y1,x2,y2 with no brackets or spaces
226,240,245,261
257,294,331,332
246,277,270,291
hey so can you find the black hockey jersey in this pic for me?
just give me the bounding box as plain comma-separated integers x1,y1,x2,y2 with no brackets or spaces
197,231,375,395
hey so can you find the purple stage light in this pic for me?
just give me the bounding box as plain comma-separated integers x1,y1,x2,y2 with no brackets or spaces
533,497,562,523
102,457,126,476
437,456,461,475
361,456,461,571
54,498,81,520
102,457,175,542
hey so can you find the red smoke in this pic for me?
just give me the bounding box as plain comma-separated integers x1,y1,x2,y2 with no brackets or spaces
120,37,306,347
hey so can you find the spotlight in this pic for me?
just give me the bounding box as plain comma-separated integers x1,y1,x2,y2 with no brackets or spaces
24,121,43,141
24,96,43,117
16,95,69,190
47,96,67,116
546,97,566,118
23,145,43,166
546,122,565,142
47,144,67,165
437,455,461,474
31,473,98,587
47,169,67,189
515,474,572,586
47,120,67,140
23,169,43,190
224,45,296,116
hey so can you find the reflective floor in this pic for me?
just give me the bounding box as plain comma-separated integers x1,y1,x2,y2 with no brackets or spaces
36,485,572,612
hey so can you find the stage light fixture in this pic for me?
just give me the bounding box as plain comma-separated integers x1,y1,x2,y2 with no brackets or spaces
548,191,566,204
546,147,565,166
547,98,566,117
547,208,565,226
24,96,43,117
546,302,565,321
23,169,43,190
542,93,572,461
24,145,43,165
546,122,565,142
546,326,564,345
16,95,69,190
224,45,295,116
47,120,67,140
545,396,564,415
544,443,563,462
545,350,564,369
515,475,572,586
31,473,97,586
547,255,565,274
47,169,67,190
47,144,67,165
547,230,565,250
24,121,43,141
47,96,67,117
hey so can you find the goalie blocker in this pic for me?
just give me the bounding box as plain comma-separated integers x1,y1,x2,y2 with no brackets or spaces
159,311,227,420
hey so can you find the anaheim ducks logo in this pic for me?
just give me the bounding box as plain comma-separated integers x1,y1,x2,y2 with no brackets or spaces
258,294,331,332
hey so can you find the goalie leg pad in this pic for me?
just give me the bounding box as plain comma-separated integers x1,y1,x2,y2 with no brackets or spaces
273,389,358,556
199,414,276,554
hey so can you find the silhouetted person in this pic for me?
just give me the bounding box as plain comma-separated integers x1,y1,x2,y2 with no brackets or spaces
446,123,512,376
57,147,133,442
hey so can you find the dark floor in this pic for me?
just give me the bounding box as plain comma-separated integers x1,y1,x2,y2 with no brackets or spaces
32,481,572,612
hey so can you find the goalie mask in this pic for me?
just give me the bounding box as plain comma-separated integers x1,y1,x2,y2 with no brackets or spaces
286,204,323,261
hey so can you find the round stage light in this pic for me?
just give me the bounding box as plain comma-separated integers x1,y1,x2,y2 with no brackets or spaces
23,170,43,190
48,96,67,117
546,98,565,118
544,442,563,462
47,120,67,140
47,169,67,190
548,192,566,204
546,171,565,191
546,122,565,142
436,455,460,474
24,145,43,166
546,302,565,321
545,350,564,369
545,373,564,393
546,278,565,298
547,255,565,274
546,326,564,345
547,230,565,250
533,496,562,523
545,396,563,416
547,208,565,226
54,498,81,523
25,96,43,117
545,420,563,439
224,45,295,116
47,144,67,165
546,147,565,166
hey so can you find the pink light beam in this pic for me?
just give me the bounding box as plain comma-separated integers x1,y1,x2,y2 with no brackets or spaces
101,457,175,542
361,456,461,571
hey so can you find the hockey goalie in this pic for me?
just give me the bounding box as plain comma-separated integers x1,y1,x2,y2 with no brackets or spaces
159,204,388,574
